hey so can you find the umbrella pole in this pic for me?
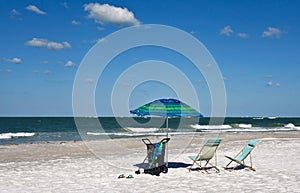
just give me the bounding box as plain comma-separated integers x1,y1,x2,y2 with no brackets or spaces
166,117,169,138
166,117,169,167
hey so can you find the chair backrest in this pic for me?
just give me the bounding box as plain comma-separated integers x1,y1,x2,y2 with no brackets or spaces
199,138,222,160
236,140,260,162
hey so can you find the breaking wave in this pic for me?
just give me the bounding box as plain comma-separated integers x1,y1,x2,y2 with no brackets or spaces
0,132,36,139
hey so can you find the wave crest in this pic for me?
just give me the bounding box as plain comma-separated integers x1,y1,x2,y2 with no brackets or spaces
0,132,36,139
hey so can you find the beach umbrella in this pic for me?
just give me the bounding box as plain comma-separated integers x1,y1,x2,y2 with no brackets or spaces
130,98,203,171
130,98,203,137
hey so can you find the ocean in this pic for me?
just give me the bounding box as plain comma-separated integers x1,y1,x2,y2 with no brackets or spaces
0,117,299,145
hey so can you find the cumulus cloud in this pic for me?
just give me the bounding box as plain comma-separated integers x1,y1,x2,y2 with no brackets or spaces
40,61,49,64
11,9,21,16
71,20,81,25
237,33,249,38
25,5,47,15
11,9,20,15
26,38,71,50
262,27,283,39
44,70,52,75
85,78,94,83
264,75,273,78
98,38,107,43
267,81,273,86
32,70,40,74
220,25,234,36
84,3,140,26
62,41,71,48
10,9,22,20
5,57,22,64
64,60,76,67
266,81,280,87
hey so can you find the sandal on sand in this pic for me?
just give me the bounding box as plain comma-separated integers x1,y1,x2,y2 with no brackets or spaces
126,175,134,179
118,174,125,179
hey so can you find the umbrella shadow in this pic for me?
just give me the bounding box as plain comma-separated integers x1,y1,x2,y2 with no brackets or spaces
168,162,190,169
134,162,190,169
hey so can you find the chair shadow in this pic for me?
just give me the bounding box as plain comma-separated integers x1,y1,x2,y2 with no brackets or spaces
224,165,245,170
189,167,214,171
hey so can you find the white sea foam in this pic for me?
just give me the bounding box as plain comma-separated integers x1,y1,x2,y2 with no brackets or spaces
87,132,166,137
190,124,232,130
191,124,299,132
236,123,252,128
253,117,264,120
86,131,199,137
0,132,36,139
284,123,295,128
124,127,160,132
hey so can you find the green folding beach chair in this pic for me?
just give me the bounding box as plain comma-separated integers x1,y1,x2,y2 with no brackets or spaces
188,138,222,173
224,139,260,171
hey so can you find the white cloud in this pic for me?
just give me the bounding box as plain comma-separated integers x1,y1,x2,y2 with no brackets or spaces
267,81,280,87
84,3,140,26
32,70,40,74
44,70,52,75
98,38,107,43
262,27,283,39
71,20,81,25
85,78,94,83
237,33,249,38
264,75,273,78
267,81,273,86
26,38,71,50
97,26,105,31
11,9,21,16
5,57,22,64
220,25,234,36
47,42,64,50
6,69,12,73
25,5,47,15
62,41,71,48
65,60,76,67
41,61,49,64
10,9,22,20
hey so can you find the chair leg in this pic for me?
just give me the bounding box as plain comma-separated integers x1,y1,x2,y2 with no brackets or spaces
233,160,256,171
225,160,233,168
188,160,197,172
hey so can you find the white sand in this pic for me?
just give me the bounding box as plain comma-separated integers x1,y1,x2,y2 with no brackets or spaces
0,132,300,192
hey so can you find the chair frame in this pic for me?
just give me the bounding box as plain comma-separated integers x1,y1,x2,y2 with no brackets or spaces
224,140,259,171
188,138,222,173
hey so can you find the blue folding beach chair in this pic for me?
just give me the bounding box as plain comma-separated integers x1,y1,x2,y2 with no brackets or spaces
224,139,260,171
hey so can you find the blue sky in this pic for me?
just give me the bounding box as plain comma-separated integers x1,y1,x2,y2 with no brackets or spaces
0,0,299,117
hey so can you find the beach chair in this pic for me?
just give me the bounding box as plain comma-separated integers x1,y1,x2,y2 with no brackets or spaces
188,138,222,173
224,139,260,171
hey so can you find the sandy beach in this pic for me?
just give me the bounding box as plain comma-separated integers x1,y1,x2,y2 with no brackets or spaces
1,131,300,192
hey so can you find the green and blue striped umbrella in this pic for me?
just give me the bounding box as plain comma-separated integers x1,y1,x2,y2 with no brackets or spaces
130,98,203,118
130,98,203,168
